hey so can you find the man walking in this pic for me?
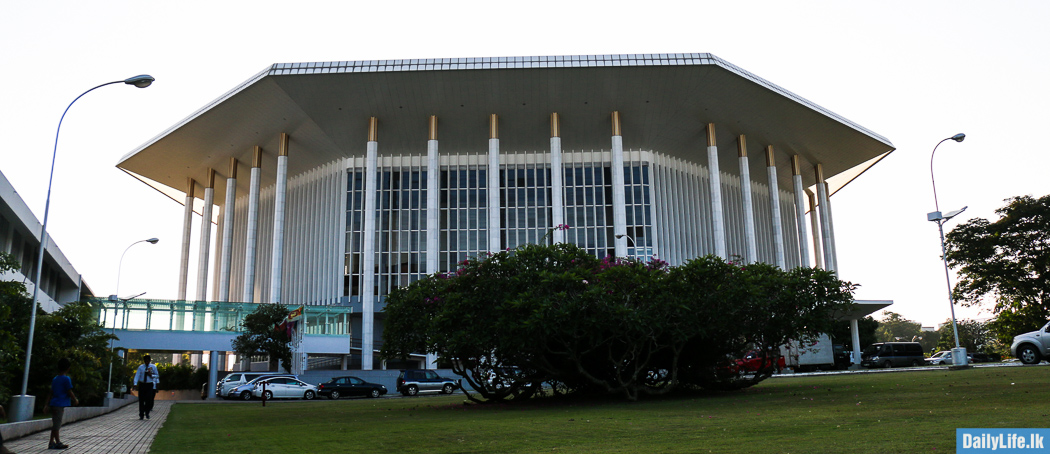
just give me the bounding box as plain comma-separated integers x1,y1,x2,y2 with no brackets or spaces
133,355,160,420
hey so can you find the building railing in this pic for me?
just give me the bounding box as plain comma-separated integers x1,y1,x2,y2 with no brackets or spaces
86,298,352,336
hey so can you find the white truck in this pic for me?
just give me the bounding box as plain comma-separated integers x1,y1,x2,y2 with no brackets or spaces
780,333,837,372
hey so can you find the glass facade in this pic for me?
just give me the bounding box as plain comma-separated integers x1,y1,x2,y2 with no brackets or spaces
441,166,488,270
500,164,550,250
91,298,350,335
376,168,428,297
343,153,656,302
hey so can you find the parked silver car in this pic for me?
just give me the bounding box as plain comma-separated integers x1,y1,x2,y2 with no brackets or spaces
231,375,300,400
1011,321,1050,365
216,372,296,399
925,351,972,366
237,376,318,400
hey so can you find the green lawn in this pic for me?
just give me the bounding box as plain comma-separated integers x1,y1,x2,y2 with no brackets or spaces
152,365,1049,453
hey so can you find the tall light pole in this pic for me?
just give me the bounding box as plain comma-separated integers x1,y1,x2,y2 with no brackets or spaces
615,234,637,258
10,75,155,423
107,238,159,399
928,132,968,367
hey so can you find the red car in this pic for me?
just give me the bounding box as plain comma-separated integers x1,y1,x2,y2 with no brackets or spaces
737,350,785,373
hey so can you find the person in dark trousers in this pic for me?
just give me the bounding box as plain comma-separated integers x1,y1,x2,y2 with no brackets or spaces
1,403,16,453
43,357,78,450
133,355,160,420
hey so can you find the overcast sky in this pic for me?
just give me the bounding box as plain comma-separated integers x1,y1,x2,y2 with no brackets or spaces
2,1,1047,327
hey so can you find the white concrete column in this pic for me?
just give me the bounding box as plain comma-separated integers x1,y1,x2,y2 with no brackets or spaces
195,169,215,302
218,158,238,302
737,135,757,263
211,206,224,302
177,178,196,301
824,180,840,272
242,146,263,303
550,113,566,244
611,112,628,257
807,190,825,270
791,155,812,268
766,146,786,269
361,117,379,370
426,116,440,274
815,164,837,272
850,318,862,367
425,116,440,370
269,133,290,303
487,114,501,253
207,350,219,399
706,124,727,259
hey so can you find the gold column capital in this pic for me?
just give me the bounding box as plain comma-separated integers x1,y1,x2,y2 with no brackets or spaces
765,145,776,167
706,123,716,147
206,168,216,188
428,115,438,141
228,157,238,179
815,163,825,182
279,133,290,157
736,135,747,157
368,117,378,142
791,155,802,176
489,114,499,139
186,178,196,198
551,112,560,138
252,146,263,168
611,111,622,137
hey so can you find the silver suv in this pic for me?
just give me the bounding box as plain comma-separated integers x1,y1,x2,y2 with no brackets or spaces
1011,321,1050,364
396,369,460,396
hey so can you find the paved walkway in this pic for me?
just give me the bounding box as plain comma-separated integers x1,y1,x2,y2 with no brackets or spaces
4,401,171,454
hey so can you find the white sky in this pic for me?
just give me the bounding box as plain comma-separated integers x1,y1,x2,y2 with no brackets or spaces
2,1,1047,327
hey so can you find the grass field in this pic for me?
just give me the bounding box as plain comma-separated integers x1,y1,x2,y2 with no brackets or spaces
151,365,1049,453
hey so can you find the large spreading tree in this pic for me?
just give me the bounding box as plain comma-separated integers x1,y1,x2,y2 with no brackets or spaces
381,242,856,402
945,195,1050,341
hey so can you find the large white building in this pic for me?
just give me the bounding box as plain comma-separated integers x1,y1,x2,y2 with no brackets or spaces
118,54,895,369
0,169,90,311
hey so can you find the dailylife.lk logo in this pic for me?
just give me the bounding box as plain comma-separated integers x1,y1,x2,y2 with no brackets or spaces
957,429,1049,453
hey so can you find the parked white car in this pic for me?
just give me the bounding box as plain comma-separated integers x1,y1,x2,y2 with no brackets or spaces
216,372,296,399
925,351,971,365
236,376,317,400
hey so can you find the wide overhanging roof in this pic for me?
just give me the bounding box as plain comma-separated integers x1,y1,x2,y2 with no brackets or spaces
119,53,894,206
835,300,893,321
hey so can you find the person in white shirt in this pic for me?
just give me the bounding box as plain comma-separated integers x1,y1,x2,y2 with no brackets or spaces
133,355,160,420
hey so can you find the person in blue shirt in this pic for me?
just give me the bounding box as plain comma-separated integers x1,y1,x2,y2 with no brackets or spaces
43,357,78,450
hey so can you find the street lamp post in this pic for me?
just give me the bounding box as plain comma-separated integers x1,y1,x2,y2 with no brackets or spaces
106,238,159,400
9,75,155,423
615,234,637,258
928,133,968,367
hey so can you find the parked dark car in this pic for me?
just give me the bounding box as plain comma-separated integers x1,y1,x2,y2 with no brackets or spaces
860,342,925,368
317,376,387,399
396,369,460,396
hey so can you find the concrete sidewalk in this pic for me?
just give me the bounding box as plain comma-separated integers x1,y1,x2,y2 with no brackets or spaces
4,401,171,454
